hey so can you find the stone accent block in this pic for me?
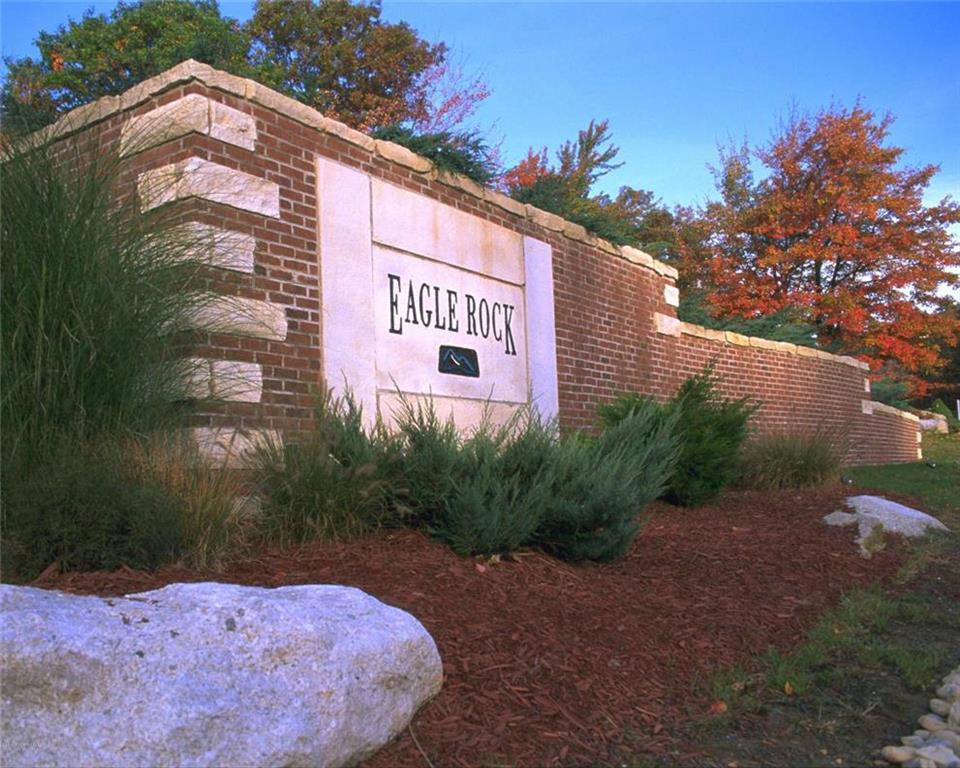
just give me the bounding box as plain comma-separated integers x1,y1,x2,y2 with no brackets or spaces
654,312,681,337
121,94,208,156
621,246,654,268
121,94,255,156
652,259,680,280
436,170,485,200
210,360,263,402
483,189,527,218
679,322,725,342
190,427,279,468
871,401,921,422
562,220,588,241
770,340,798,354
187,296,287,341
748,336,774,350
177,358,264,402
724,331,750,346
374,140,432,173
209,100,257,149
139,158,280,217
525,205,567,233
663,284,680,307
170,222,256,273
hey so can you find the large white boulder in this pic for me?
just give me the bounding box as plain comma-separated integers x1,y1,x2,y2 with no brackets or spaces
1,582,442,768
846,495,950,538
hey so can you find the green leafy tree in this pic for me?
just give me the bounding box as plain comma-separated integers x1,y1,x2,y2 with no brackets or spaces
247,0,437,131
2,0,490,144
1,0,250,130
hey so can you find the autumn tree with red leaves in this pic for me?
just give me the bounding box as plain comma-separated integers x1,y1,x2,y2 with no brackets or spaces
687,105,960,390
503,120,677,251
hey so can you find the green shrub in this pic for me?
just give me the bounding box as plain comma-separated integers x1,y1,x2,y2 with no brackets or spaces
251,389,403,546
2,436,185,580
434,427,550,556
391,396,464,526
396,399,676,560
598,368,757,507
668,371,757,506
871,377,912,411
372,125,498,184
738,430,846,490
534,400,679,561
395,402,553,556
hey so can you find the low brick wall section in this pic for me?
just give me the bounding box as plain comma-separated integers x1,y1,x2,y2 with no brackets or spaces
42,60,922,466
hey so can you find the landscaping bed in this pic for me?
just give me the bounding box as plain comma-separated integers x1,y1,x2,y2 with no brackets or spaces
31,485,903,767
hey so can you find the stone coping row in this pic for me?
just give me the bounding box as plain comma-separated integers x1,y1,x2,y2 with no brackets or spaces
653,313,872,372
863,400,922,423
682,318,919,425
33,59,680,284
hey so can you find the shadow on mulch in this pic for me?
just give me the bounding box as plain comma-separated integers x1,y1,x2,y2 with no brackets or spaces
30,485,903,768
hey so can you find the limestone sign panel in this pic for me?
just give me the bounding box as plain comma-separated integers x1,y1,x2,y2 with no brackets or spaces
318,157,558,428
372,245,527,403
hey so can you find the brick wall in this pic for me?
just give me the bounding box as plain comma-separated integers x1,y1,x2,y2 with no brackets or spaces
48,60,921,466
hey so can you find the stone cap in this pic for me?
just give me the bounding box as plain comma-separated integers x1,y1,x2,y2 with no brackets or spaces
665,317,871,372
31,58,679,284
864,400,922,422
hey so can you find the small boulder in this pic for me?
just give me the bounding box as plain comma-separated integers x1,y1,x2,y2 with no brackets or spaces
1,582,442,768
915,744,960,768
823,511,858,527
882,744,917,763
919,714,949,733
846,496,949,538
931,699,952,717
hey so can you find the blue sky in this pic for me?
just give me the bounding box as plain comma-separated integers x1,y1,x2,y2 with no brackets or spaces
1,1,958,211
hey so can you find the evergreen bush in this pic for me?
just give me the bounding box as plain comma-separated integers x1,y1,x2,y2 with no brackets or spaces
392,396,464,526
372,125,498,184
395,397,679,560
434,427,550,556
598,367,757,507
534,400,679,561
668,370,757,506
394,403,551,556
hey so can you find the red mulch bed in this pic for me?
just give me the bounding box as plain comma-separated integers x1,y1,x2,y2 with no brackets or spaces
30,486,903,767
